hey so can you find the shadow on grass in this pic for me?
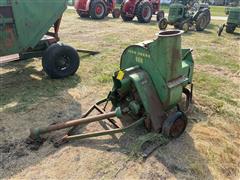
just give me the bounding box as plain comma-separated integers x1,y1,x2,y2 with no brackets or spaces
0,58,83,179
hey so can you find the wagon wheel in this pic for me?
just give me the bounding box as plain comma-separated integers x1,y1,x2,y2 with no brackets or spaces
136,1,153,23
90,0,106,19
42,43,80,79
162,111,188,138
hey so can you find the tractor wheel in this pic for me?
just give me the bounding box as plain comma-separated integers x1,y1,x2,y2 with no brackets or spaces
120,3,134,21
77,10,89,18
180,22,189,32
42,43,80,79
90,0,106,19
195,13,208,31
112,8,120,18
162,111,188,138
136,1,153,23
156,10,164,21
226,23,236,33
158,18,168,30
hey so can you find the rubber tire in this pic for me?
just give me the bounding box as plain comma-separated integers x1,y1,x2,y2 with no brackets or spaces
226,23,236,33
180,22,189,32
42,43,80,79
156,10,164,21
136,1,153,23
77,10,89,18
112,8,120,18
120,3,134,21
162,111,188,139
89,0,106,19
196,13,208,31
158,18,168,30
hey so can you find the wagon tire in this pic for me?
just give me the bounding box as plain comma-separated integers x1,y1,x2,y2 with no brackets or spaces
120,3,134,21
42,43,80,79
162,111,188,138
90,0,106,19
136,1,153,23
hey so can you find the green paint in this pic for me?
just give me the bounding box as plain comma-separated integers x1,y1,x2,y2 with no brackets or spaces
0,0,67,56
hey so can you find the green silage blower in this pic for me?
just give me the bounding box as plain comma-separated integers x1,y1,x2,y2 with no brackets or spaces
218,6,240,36
28,30,194,151
158,0,211,32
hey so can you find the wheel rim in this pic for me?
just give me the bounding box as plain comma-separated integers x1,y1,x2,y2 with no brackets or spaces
169,117,186,138
142,6,151,20
55,56,70,71
95,4,104,17
159,19,167,29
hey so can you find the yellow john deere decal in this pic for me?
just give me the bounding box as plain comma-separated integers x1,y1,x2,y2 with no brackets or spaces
117,70,124,80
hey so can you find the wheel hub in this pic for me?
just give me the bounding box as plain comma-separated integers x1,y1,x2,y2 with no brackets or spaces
95,5,103,15
142,6,151,19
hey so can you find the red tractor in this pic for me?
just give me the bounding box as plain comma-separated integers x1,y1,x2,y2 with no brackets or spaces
120,0,164,23
74,0,120,19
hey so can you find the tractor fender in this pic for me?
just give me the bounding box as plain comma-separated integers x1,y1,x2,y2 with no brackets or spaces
193,8,210,21
74,0,92,11
121,0,141,16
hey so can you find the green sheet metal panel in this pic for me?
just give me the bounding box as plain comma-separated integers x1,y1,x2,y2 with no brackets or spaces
0,0,67,56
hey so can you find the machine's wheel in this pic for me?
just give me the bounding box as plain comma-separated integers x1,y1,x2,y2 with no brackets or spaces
120,3,134,21
195,13,208,31
226,23,236,33
158,18,168,30
156,10,164,21
112,8,120,18
90,0,106,19
42,43,80,79
136,1,153,23
77,10,89,18
180,22,189,32
162,111,188,138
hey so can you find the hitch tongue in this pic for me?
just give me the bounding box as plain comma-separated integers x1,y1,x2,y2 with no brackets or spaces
29,107,122,142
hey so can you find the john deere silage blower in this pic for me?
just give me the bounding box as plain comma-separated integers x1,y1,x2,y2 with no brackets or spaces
158,0,211,32
218,6,240,36
28,30,194,149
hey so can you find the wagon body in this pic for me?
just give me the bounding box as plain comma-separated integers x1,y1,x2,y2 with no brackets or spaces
0,0,67,56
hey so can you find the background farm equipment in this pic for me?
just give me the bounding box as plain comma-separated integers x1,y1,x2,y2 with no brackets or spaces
28,30,194,152
0,0,98,78
218,6,240,36
158,0,211,32
74,0,120,19
120,0,164,23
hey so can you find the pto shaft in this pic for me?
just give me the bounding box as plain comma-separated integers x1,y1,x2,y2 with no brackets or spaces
30,111,118,141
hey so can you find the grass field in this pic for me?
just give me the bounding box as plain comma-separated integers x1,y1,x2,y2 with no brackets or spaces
0,9,239,179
